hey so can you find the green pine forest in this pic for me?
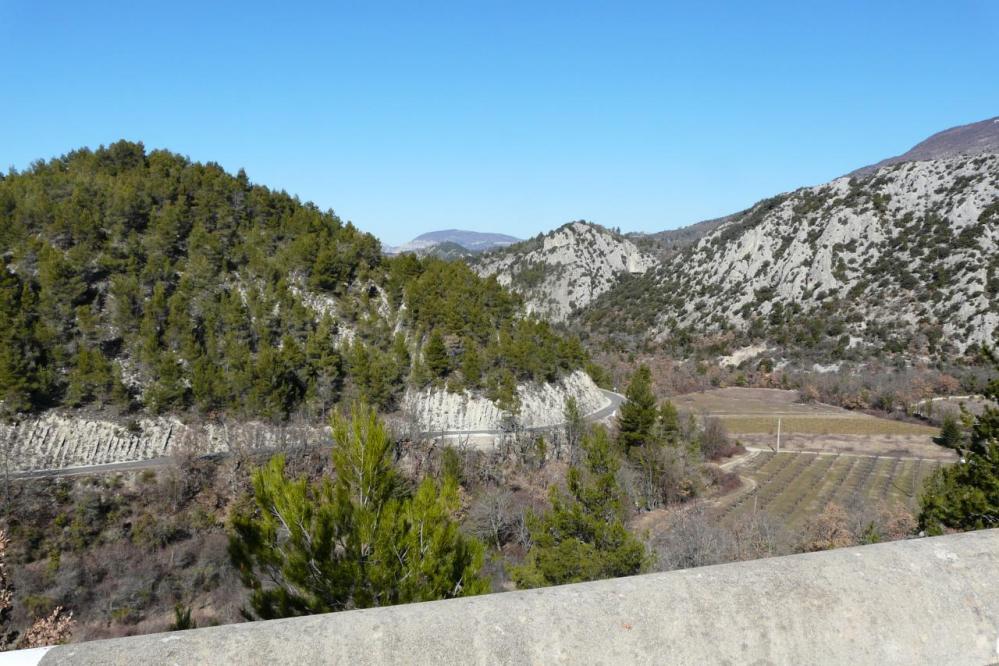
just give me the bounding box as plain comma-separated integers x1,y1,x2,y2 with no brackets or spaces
0,141,588,420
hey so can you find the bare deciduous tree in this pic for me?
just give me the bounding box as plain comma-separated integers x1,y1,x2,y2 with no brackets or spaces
652,507,735,571
466,488,516,550
1,529,76,651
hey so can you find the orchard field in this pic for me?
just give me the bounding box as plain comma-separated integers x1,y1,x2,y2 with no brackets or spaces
671,387,955,528
715,450,949,529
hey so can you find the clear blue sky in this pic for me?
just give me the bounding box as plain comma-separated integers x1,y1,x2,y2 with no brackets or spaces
3,1,998,245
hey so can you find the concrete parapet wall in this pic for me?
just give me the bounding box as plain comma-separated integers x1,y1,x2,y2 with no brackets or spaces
22,529,999,665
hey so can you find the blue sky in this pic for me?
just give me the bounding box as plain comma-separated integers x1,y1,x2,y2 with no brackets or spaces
2,2,998,245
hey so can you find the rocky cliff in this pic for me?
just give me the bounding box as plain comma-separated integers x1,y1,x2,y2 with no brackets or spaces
473,222,657,321
587,154,999,358
1,371,607,472
0,414,328,473
402,370,607,433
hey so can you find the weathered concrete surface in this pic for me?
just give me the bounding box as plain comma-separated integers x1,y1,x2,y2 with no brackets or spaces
33,529,999,665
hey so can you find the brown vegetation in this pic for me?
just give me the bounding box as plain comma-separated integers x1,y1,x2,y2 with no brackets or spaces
1,529,75,650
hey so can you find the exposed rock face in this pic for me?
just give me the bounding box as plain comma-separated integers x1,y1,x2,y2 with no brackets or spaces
1,373,607,472
402,370,607,432
0,414,328,473
474,222,657,321
629,154,999,355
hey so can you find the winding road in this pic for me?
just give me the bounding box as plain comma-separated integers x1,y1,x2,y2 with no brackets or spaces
10,389,626,480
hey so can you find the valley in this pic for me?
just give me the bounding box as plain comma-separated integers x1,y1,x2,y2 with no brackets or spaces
3,3,999,659
1,115,996,650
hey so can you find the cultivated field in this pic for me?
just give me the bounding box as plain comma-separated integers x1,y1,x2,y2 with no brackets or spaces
672,387,946,460
715,450,949,529
672,388,955,528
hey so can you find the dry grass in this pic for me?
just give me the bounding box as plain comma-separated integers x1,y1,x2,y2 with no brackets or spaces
671,387,939,438
717,415,937,436
672,388,823,415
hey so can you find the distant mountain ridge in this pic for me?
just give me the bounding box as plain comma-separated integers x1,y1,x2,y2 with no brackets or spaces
629,214,735,259
851,115,999,177
387,229,520,255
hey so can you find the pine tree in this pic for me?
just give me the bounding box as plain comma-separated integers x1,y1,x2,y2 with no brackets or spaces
617,365,657,449
512,427,647,588
563,396,585,462
229,404,487,619
65,348,114,407
655,400,681,445
144,353,189,413
250,343,304,421
391,333,411,379
934,414,964,450
461,342,482,388
919,348,999,533
191,356,226,412
304,315,343,412
0,276,53,414
361,348,396,410
424,330,449,378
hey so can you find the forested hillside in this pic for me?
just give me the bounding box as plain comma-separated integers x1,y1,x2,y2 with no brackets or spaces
0,142,586,421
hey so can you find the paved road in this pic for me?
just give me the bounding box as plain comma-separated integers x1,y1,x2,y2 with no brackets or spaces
10,389,626,480
8,456,177,481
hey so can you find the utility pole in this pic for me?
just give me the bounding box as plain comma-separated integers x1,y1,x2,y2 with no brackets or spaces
776,417,781,453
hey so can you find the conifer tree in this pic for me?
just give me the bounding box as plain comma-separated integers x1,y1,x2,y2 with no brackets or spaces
0,276,53,414
391,333,411,379
512,427,646,587
461,342,482,388
424,330,449,378
920,348,999,533
617,365,657,449
934,414,964,450
563,396,585,462
65,348,114,407
304,315,343,412
655,400,681,445
229,404,487,618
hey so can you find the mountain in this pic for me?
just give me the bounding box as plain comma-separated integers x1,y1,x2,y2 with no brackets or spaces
396,240,476,261
852,116,999,177
473,221,657,322
584,153,999,360
628,214,735,259
388,229,520,255
0,142,594,426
